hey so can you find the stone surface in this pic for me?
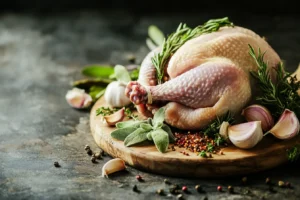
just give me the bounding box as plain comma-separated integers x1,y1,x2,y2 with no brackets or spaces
0,11,300,200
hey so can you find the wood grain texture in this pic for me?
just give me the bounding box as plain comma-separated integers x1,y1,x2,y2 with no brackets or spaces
90,97,300,177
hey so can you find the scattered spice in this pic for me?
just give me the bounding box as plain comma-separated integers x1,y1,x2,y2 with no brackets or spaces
93,152,102,160
242,177,248,184
199,150,207,158
176,194,184,200
133,185,138,192
195,184,202,192
182,186,188,192
285,182,291,188
265,177,271,185
217,186,222,192
169,185,180,194
91,157,97,163
84,145,90,151
171,146,176,151
278,181,285,187
228,185,234,193
164,179,171,184
54,161,60,167
136,175,143,181
86,149,93,156
156,189,164,195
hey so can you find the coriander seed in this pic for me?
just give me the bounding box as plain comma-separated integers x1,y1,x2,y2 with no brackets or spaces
278,181,285,187
54,161,60,167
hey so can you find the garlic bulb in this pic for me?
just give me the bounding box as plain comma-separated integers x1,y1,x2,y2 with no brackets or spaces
228,121,263,149
104,81,131,107
242,104,274,131
268,109,299,139
102,158,126,177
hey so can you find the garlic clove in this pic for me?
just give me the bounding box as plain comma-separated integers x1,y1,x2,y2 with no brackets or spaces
102,158,126,177
228,121,263,149
104,108,125,126
242,104,274,132
219,121,230,139
65,88,92,109
268,109,300,140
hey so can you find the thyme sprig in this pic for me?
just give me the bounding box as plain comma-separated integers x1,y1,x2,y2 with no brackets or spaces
249,45,300,118
151,17,233,84
287,145,300,162
96,104,137,119
203,112,234,137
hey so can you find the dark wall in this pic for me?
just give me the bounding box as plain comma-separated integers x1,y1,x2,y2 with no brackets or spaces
1,0,299,14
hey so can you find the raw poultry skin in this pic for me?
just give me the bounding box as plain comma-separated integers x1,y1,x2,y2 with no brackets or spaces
125,26,281,130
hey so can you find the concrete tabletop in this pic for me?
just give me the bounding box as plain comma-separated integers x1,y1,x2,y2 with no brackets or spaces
0,11,300,200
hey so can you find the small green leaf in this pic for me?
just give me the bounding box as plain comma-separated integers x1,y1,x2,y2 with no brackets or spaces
151,128,169,153
111,127,136,141
129,67,140,81
114,65,131,83
153,108,165,128
116,120,145,129
82,65,114,78
162,124,175,143
140,123,153,131
89,86,105,100
72,78,112,90
124,128,148,147
148,25,165,46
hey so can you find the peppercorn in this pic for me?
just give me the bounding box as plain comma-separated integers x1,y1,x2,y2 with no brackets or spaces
278,181,285,187
93,152,102,159
133,185,138,192
228,185,234,193
99,148,105,156
156,189,164,195
265,177,271,185
84,145,90,151
86,149,93,156
285,182,291,188
217,186,222,192
164,179,171,184
182,186,188,192
176,194,184,200
242,177,247,184
54,161,60,167
91,156,97,163
195,184,202,192
136,175,142,181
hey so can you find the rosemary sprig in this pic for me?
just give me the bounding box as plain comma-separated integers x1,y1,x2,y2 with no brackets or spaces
151,17,234,84
249,45,300,118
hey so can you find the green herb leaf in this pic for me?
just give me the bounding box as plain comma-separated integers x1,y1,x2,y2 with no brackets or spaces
89,86,105,100
153,107,165,128
82,65,114,78
111,127,136,141
114,65,131,83
129,67,140,81
116,120,145,129
198,150,207,158
72,78,112,90
148,25,165,46
140,123,153,131
147,132,153,141
96,107,118,116
124,128,148,147
162,124,175,143
287,145,300,162
151,128,169,153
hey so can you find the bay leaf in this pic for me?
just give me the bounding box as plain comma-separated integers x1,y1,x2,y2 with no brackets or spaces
152,107,165,129
111,127,136,141
114,65,131,83
82,65,114,78
162,124,175,143
151,128,169,153
124,128,148,147
148,25,165,46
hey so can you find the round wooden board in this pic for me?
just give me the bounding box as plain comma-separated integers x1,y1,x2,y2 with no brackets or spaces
90,97,300,178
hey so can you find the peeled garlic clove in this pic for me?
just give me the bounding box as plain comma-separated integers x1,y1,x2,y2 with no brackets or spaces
102,158,126,177
242,104,274,131
104,108,125,126
268,109,300,140
219,121,230,139
228,121,263,149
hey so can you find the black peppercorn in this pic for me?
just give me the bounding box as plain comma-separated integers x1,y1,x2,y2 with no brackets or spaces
93,152,102,160
84,145,90,151
133,185,138,192
265,177,271,185
99,148,105,156
228,185,234,193
156,189,164,195
54,161,60,167
195,184,202,192
91,157,97,163
86,149,93,156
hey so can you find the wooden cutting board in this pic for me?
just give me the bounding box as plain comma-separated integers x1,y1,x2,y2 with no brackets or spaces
90,97,300,177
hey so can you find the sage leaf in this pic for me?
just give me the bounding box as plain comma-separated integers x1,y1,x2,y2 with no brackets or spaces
114,65,131,83
148,25,165,46
153,107,165,129
111,127,136,141
151,128,169,153
147,132,153,141
140,123,153,131
82,65,114,78
162,124,175,143
124,128,148,147
146,38,158,51
116,120,145,129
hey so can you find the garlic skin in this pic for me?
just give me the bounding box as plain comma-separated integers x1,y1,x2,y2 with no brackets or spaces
228,121,263,149
102,158,126,177
268,109,300,140
219,121,230,139
242,104,274,132
65,88,92,109
104,81,131,107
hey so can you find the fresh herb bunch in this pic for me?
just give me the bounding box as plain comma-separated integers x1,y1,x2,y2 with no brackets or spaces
151,17,234,84
110,108,175,153
203,112,234,137
96,105,137,119
249,45,300,118
287,145,300,162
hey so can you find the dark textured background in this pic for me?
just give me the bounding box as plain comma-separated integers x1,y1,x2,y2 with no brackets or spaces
0,2,300,200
